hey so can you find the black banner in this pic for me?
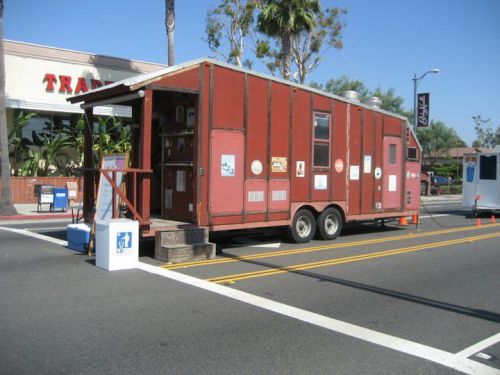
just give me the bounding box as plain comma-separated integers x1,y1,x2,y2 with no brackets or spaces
417,93,430,127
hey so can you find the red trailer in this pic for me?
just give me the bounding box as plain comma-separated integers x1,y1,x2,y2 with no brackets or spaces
69,59,421,262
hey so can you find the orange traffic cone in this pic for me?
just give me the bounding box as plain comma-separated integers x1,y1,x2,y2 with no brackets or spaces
490,215,496,224
475,217,482,227
398,216,409,226
411,214,419,224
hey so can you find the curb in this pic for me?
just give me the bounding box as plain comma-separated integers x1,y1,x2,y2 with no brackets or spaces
0,213,73,221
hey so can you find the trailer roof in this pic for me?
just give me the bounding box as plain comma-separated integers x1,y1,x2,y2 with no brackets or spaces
69,58,407,116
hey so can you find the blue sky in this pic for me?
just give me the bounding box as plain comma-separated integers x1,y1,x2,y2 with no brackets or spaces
5,0,500,145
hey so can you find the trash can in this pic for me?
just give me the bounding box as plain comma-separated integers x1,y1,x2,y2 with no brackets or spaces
95,219,139,271
53,188,68,212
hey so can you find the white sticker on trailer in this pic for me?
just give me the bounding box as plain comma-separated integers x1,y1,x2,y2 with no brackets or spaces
389,175,397,192
350,166,360,180
272,191,287,201
248,191,264,202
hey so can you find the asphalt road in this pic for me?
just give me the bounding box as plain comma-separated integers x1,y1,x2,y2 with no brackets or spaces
0,199,499,374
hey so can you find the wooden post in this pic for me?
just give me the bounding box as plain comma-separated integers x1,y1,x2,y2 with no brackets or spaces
83,108,94,222
139,89,152,224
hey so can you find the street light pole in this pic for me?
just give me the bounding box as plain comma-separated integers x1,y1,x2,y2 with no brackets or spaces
413,68,440,133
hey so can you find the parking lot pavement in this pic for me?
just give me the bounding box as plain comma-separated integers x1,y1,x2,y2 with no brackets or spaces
1,203,499,374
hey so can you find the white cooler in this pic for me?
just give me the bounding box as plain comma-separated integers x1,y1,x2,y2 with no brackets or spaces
95,219,139,271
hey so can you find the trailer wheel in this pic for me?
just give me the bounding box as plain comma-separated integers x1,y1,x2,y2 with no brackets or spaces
316,207,343,241
289,209,316,243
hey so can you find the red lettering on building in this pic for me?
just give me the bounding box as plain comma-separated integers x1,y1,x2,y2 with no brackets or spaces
43,73,57,92
43,73,116,94
91,79,103,90
75,77,89,94
59,75,73,94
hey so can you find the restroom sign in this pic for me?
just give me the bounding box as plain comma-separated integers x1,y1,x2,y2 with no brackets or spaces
116,232,132,254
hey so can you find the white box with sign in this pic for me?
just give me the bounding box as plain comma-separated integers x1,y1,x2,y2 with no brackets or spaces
95,219,139,271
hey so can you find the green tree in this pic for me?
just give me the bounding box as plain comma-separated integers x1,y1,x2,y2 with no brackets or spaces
312,75,369,98
257,0,319,80
206,0,258,68
0,0,16,215
290,6,346,83
8,110,36,175
416,120,464,168
165,0,175,66
471,115,496,148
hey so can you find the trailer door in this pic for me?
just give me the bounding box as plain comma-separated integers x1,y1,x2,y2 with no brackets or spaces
477,154,499,209
382,136,402,209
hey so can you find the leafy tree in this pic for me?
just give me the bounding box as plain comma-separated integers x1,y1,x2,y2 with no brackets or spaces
206,0,258,68
290,6,346,83
416,120,464,168
8,110,36,175
312,75,369,98
257,0,319,80
471,115,496,148
0,0,16,215
165,0,175,66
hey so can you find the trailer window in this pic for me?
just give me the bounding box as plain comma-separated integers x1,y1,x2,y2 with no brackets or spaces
479,155,497,180
389,144,397,165
407,147,418,160
313,113,331,167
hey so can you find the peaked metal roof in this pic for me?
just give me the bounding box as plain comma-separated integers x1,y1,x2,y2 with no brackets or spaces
68,57,417,141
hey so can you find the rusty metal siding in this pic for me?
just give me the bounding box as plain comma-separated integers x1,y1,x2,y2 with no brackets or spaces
332,100,347,202
212,66,244,130
290,88,311,202
348,106,362,215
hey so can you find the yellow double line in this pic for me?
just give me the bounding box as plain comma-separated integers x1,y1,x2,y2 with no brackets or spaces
163,223,500,270
207,231,500,284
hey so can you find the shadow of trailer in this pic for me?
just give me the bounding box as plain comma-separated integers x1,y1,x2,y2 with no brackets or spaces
68,58,421,263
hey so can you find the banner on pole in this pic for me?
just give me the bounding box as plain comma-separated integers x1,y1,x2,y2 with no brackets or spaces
417,93,430,127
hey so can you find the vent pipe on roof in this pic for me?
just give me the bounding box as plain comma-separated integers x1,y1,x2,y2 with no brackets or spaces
365,96,382,109
342,90,360,102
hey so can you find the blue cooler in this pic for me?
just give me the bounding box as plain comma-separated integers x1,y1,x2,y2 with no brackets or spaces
67,223,91,252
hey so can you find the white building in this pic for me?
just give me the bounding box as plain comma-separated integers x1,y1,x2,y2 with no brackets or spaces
5,39,166,142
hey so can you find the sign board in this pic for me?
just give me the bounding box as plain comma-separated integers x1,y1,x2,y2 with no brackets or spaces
417,93,430,127
95,153,128,222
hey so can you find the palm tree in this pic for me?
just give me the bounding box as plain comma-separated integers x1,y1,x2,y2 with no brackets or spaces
0,0,17,215
257,0,318,80
165,0,175,66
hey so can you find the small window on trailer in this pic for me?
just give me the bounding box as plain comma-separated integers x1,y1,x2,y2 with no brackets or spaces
479,155,497,180
389,144,397,165
407,147,418,160
313,112,331,167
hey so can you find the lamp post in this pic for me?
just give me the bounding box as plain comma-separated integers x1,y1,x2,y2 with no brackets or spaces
413,68,439,133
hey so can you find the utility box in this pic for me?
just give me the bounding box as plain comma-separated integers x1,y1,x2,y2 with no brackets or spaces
53,188,68,212
36,184,54,212
95,219,139,271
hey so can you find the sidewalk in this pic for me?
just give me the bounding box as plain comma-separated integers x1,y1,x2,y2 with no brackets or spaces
0,203,77,223
420,194,463,202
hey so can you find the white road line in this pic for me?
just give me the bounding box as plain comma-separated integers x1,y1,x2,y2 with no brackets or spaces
137,262,498,375
420,214,451,219
0,226,67,246
454,332,500,359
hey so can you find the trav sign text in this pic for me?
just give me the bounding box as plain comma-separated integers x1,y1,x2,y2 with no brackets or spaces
43,73,114,94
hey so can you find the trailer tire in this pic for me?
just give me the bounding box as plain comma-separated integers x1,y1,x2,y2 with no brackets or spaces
289,209,316,243
316,207,343,241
